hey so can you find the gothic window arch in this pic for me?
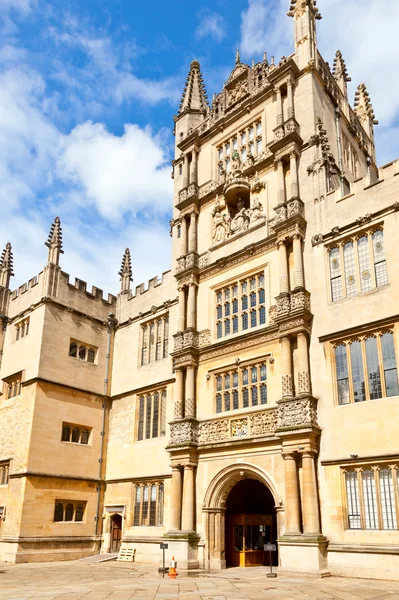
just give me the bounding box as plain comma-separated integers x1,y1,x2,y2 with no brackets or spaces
214,360,268,414
328,228,388,302
332,329,399,405
216,272,266,340
140,315,169,366
136,388,166,441
133,482,164,526
344,464,399,530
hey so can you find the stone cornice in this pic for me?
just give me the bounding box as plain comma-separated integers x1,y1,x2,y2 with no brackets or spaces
105,474,172,484
20,376,106,400
9,471,102,483
320,452,399,467
110,377,175,401
5,296,110,327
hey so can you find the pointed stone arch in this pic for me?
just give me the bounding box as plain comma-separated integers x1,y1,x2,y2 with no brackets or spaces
202,462,283,569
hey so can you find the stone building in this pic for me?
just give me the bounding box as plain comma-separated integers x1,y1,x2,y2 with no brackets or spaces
1,0,399,581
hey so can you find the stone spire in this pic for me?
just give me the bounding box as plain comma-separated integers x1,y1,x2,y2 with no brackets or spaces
0,242,14,289
119,248,133,293
178,60,208,115
288,1,322,70
45,216,64,266
354,83,379,139
332,50,351,98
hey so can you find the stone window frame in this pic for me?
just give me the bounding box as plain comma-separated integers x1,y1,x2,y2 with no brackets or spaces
215,270,266,341
53,500,87,523
0,461,10,486
136,388,167,441
342,133,359,179
213,358,268,415
68,339,97,364
331,328,399,406
343,463,399,531
3,372,23,400
140,314,169,367
133,482,164,527
15,317,29,341
0,506,5,528
327,226,388,303
216,116,263,176
61,422,92,446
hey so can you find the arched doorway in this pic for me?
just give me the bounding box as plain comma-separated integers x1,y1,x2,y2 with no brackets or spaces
202,463,282,570
110,514,122,552
225,479,277,567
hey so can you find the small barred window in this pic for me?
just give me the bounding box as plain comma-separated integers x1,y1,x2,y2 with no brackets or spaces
61,423,91,445
69,340,97,364
54,500,86,523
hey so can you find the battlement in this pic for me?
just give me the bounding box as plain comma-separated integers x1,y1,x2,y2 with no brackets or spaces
117,269,176,324
61,272,117,306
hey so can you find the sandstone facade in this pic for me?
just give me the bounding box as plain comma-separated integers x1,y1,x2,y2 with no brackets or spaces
1,0,399,581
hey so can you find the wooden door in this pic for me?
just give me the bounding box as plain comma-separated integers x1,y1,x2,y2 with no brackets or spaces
111,514,122,552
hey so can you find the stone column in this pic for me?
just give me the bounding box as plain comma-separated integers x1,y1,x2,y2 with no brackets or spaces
190,149,197,185
276,87,283,126
181,465,195,531
292,234,304,289
297,332,311,396
278,241,289,294
181,216,188,256
287,79,295,119
283,452,301,535
187,282,197,329
290,151,299,199
170,466,183,531
178,286,186,332
183,154,189,188
301,451,321,535
174,368,184,419
188,211,197,254
185,365,195,418
281,336,294,398
277,159,286,205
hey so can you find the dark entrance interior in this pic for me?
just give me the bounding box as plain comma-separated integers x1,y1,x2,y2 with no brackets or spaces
225,478,277,567
110,514,122,552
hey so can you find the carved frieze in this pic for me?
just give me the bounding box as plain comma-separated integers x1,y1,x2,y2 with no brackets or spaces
198,419,229,444
173,331,200,352
277,397,318,429
198,330,211,348
197,407,278,444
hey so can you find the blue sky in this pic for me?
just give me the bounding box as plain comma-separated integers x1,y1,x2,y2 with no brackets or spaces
1,0,399,295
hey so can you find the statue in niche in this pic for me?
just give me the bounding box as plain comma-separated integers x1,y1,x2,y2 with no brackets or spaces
212,200,230,243
231,150,240,172
249,198,264,224
230,198,250,235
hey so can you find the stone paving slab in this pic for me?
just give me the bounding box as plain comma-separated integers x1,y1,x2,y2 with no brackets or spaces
1,562,399,600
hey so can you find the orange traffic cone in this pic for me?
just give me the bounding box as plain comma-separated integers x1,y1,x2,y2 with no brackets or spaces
168,556,178,578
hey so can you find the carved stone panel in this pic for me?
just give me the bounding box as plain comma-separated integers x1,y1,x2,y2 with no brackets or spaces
231,418,248,438
169,420,199,445
198,419,229,444
277,397,318,429
249,411,278,436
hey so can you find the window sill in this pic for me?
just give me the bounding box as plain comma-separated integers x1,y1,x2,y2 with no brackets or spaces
329,283,390,305
336,393,399,408
213,403,271,418
215,322,268,344
68,357,98,366
139,358,168,369
135,435,166,443
60,441,91,447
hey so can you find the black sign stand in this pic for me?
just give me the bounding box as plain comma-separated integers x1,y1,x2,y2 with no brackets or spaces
264,543,277,578
158,543,169,577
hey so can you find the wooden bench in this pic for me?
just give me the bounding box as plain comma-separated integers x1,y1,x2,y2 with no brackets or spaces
117,548,136,562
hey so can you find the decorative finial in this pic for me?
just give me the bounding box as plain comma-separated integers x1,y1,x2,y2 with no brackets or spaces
332,50,351,98
354,83,379,132
45,216,63,266
263,52,267,63
252,58,255,67
236,48,240,65
119,248,133,293
0,242,14,288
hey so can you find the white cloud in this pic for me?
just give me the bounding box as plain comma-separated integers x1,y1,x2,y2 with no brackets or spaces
0,0,32,15
58,121,173,220
239,0,399,164
196,11,226,43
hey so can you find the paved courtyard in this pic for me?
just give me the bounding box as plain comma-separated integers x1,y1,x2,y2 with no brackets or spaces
1,561,399,600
